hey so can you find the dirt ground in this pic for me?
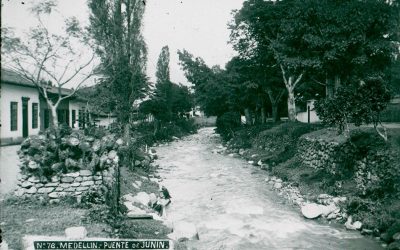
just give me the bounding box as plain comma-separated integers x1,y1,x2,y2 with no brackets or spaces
0,145,20,198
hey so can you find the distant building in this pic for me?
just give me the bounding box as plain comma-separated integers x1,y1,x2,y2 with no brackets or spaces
0,68,88,145
91,111,117,128
296,99,320,123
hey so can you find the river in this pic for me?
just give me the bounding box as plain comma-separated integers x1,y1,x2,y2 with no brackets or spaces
155,127,382,250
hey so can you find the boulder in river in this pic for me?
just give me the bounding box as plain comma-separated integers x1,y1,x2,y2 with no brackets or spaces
301,203,323,219
169,221,199,241
320,204,339,217
274,182,283,189
345,216,363,230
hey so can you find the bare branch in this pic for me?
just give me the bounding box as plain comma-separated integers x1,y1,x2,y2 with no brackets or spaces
57,60,73,83
293,71,305,89
311,77,326,86
56,72,93,106
279,64,288,87
59,53,95,86
277,89,285,102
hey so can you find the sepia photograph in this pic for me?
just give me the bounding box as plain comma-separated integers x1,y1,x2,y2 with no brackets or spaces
0,0,400,249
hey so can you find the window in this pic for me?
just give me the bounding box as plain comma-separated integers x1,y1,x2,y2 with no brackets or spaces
72,110,76,128
32,103,38,129
10,102,18,131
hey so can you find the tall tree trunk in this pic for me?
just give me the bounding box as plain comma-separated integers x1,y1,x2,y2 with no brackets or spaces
254,107,259,124
47,101,59,128
334,75,341,93
266,87,284,123
124,123,131,141
261,106,266,124
272,104,279,123
279,65,304,122
326,77,335,99
287,87,296,122
244,108,252,126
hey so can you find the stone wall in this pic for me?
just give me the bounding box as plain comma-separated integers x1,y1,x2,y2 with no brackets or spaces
297,129,393,193
14,165,117,201
297,133,352,174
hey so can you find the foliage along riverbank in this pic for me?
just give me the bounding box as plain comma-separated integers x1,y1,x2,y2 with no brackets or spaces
216,122,400,249
0,118,197,249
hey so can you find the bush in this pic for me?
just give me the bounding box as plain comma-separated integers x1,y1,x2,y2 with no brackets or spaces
216,111,242,140
315,77,391,134
349,129,387,158
84,204,112,224
80,186,107,208
174,118,197,134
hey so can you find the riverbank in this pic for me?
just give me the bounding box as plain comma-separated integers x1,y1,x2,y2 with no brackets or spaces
0,119,198,249
154,127,383,249
217,122,400,249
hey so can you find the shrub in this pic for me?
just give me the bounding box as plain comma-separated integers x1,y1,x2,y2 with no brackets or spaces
216,111,242,140
80,186,106,208
315,77,391,136
174,118,197,134
84,204,112,224
349,129,387,158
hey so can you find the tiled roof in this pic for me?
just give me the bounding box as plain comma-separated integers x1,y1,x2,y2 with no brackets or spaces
1,68,76,97
1,68,35,87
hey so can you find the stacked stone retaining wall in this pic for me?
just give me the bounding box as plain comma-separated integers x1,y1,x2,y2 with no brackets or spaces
297,130,393,193
14,166,116,201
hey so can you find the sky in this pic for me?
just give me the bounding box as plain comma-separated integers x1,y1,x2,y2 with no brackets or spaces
1,0,244,86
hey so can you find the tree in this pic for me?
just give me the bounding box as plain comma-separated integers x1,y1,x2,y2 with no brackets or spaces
301,0,398,98
225,56,260,125
230,0,320,121
1,1,96,127
155,46,173,121
140,47,193,129
230,0,398,121
88,0,149,125
178,49,233,117
315,77,391,140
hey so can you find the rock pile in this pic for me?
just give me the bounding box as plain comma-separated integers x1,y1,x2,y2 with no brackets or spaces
18,130,122,177
13,129,124,200
122,192,161,220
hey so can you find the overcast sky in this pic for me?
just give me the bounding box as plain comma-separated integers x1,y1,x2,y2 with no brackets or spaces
1,0,244,86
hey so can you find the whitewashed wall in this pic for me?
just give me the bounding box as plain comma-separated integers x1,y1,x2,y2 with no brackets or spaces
296,110,320,123
1,84,40,142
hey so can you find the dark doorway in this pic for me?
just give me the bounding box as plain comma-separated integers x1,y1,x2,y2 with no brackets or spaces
22,97,30,138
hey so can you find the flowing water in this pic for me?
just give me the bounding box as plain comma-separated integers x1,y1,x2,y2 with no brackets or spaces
155,127,382,250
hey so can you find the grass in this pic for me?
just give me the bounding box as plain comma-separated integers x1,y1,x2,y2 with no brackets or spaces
120,166,160,197
0,166,171,249
0,197,110,249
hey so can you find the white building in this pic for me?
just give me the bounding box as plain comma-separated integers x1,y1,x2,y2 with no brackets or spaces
1,68,87,145
296,99,321,123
